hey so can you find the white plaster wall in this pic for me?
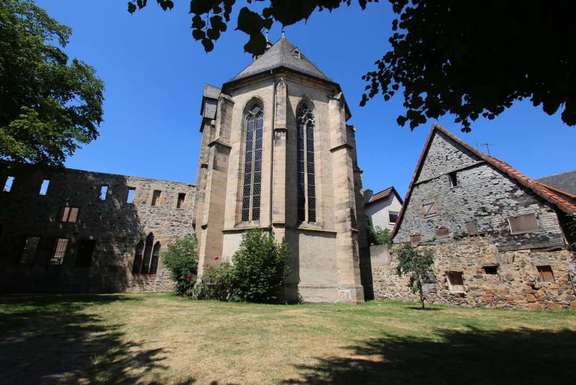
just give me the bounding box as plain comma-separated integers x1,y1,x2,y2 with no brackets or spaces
366,194,403,231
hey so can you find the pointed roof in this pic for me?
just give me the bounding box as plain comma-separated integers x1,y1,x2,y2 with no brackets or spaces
366,186,403,206
391,125,576,238
230,36,334,83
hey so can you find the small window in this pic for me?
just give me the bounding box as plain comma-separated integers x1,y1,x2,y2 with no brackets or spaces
508,213,538,234
99,185,109,201
422,202,437,217
447,271,465,293
483,265,498,275
448,171,458,187
465,221,479,235
389,211,399,224
20,236,41,264
151,190,161,206
76,239,96,267
537,265,555,282
410,233,421,245
61,207,79,223
436,226,450,237
39,179,50,196
3,176,15,192
50,238,69,265
126,187,136,204
177,193,186,208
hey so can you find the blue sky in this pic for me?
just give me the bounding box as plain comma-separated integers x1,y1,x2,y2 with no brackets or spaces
37,1,575,196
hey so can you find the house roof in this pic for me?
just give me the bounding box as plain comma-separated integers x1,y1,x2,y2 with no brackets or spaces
391,124,576,238
230,36,334,84
366,186,403,206
537,171,576,196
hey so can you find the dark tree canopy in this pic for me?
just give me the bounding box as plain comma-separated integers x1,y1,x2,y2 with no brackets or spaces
129,0,576,131
0,0,104,165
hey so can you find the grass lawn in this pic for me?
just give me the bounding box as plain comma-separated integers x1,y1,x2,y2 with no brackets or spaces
0,294,575,385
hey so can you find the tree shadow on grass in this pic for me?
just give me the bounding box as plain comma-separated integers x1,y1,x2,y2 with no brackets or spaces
283,327,576,385
0,295,195,385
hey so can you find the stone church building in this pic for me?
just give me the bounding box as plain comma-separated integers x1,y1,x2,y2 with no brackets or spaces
194,37,368,303
371,125,576,309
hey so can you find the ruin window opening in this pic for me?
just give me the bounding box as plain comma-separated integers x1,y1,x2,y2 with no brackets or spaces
50,238,69,265
149,242,161,274
296,102,316,223
133,240,144,274
483,265,498,275
241,102,263,222
448,171,458,187
20,236,41,265
61,207,79,223
127,187,136,204
389,211,399,224
76,239,96,267
537,265,555,282
151,190,162,206
140,233,154,273
99,185,109,201
39,179,50,196
177,193,186,208
447,271,465,293
3,176,15,192
508,213,538,234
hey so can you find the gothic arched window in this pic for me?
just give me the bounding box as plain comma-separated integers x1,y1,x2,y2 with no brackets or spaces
149,242,161,274
241,102,264,222
297,102,316,223
132,240,144,274
140,233,154,274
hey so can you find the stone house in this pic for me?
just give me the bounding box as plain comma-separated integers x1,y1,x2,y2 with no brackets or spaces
365,186,403,231
194,36,369,303
0,163,196,293
371,125,576,309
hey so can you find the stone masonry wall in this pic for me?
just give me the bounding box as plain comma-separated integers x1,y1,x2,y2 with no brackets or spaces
371,239,576,309
0,163,196,293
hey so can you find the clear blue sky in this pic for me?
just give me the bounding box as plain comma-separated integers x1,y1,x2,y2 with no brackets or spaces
37,1,575,197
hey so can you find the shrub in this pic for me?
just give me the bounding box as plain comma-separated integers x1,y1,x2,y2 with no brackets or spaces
191,263,236,301
395,244,434,309
232,230,289,303
191,230,289,303
369,223,392,246
162,234,198,295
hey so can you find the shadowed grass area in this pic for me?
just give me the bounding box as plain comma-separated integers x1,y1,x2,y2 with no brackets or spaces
0,294,574,385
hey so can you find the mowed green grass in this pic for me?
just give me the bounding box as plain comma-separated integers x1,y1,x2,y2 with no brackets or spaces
0,294,574,385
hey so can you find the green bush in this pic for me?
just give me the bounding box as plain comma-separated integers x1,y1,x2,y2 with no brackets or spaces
232,230,289,303
191,263,236,301
162,234,198,295
369,223,393,246
191,230,289,303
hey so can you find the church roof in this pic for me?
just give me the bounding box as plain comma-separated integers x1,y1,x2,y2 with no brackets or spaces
230,36,334,83
537,170,576,195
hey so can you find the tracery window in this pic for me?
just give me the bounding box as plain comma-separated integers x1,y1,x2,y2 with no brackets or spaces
241,102,263,222
297,102,316,223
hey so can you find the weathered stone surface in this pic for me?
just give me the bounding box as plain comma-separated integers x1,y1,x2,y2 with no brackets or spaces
0,164,196,293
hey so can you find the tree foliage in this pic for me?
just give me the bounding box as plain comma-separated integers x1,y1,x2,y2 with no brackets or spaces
395,244,434,309
129,0,576,131
0,0,104,165
163,234,199,295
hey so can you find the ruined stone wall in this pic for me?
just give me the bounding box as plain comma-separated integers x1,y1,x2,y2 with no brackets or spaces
371,239,576,309
0,164,196,293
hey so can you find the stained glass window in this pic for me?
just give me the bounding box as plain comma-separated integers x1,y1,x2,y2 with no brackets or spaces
297,103,316,223
241,103,263,222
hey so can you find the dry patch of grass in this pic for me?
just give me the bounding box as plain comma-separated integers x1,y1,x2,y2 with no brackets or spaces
1,294,575,385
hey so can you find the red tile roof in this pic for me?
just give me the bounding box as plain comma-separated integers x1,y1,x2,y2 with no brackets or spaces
391,124,576,238
367,186,403,205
